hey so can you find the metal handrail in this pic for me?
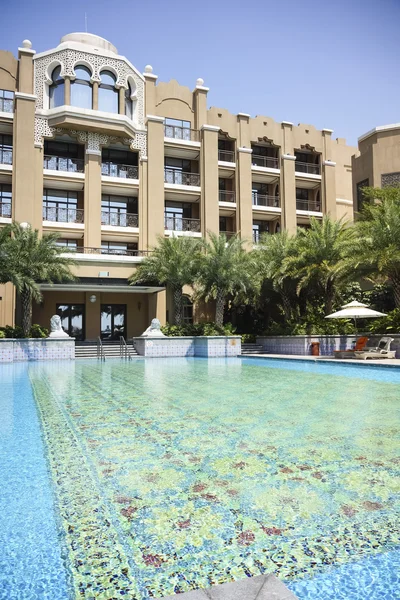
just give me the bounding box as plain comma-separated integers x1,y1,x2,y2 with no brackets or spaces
0,202,11,218
164,216,201,232
101,162,139,179
120,336,133,360
164,124,199,141
43,205,84,223
219,190,235,203
43,155,84,173
218,149,235,162
0,148,12,165
97,336,105,361
101,211,138,227
296,200,322,212
295,161,321,175
164,168,200,186
252,194,280,208
251,155,279,169
60,247,151,256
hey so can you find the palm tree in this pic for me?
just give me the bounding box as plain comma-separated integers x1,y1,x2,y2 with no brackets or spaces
352,188,400,307
255,231,297,320
196,232,257,326
285,216,355,315
1,223,76,336
129,236,202,325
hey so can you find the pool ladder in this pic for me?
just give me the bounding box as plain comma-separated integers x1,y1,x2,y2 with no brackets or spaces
120,336,134,360
97,337,106,361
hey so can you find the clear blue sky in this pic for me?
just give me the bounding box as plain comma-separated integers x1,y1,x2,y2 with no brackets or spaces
2,0,399,146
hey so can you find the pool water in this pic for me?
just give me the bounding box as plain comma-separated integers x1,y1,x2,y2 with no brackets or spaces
1,357,399,599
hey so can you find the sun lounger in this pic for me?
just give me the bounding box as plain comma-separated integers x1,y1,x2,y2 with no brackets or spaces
334,336,369,359
354,337,396,360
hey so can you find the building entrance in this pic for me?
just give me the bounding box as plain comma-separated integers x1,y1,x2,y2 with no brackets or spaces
100,304,127,340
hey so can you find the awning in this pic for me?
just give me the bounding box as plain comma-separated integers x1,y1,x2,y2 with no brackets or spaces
40,277,164,294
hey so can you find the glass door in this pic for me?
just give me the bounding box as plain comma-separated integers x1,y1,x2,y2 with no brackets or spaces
56,304,85,340
101,304,127,340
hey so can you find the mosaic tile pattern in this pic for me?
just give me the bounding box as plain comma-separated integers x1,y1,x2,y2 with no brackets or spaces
257,335,400,358
133,337,241,358
0,339,75,363
29,358,400,599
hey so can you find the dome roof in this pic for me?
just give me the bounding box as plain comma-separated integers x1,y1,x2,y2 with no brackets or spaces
60,33,118,55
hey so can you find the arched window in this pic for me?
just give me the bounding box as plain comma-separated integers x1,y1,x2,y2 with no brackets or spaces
182,295,194,324
125,82,133,119
99,70,118,113
71,65,92,110
49,66,64,108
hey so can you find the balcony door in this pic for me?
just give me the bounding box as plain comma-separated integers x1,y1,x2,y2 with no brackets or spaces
101,304,126,340
56,304,85,341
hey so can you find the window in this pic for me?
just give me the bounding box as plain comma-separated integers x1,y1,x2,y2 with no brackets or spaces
125,82,133,119
382,172,400,188
219,216,228,231
101,195,138,227
49,66,65,109
0,134,12,165
44,140,83,160
0,183,12,217
98,70,118,113
71,65,92,109
182,296,194,324
164,157,192,184
165,201,192,230
43,189,79,222
101,147,138,178
295,151,319,165
165,117,191,140
296,188,309,201
356,179,369,211
101,241,138,255
0,89,14,113
55,239,78,249
253,220,269,243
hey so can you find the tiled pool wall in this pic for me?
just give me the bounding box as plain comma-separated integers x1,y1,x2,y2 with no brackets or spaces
256,334,400,357
133,336,242,357
0,338,75,363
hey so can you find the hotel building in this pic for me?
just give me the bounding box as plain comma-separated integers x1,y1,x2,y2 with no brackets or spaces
0,33,356,340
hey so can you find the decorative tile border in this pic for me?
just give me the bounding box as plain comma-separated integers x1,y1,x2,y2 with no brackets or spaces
132,336,242,358
256,335,400,358
0,338,75,362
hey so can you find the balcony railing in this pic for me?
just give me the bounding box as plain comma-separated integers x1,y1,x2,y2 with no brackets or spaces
295,161,320,175
164,169,200,187
0,97,13,113
296,200,322,212
220,231,236,240
164,216,201,232
164,124,199,142
43,206,84,223
43,155,84,173
252,232,269,244
101,211,138,228
61,246,150,257
219,190,235,203
0,202,11,218
218,149,235,163
0,147,12,165
252,155,279,169
252,194,280,208
101,162,139,179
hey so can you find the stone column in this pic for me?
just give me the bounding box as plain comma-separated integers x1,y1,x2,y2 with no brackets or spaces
322,129,337,219
84,142,102,249
143,66,158,115
146,115,165,248
281,121,297,234
64,77,71,105
193,79,209,131
237,147,253,244
92,81,99,110
118,87,125,115
200,124,220,237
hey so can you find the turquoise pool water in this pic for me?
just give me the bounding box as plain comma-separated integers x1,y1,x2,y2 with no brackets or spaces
0,357,399,599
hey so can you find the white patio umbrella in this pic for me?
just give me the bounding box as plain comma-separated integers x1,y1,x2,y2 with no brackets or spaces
325,300,386,338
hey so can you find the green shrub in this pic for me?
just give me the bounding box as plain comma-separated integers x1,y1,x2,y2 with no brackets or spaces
368,309,400,334
29,324,49,338
241,333,256,343
160,322,236,337
0,330,5,339
0,325,24,338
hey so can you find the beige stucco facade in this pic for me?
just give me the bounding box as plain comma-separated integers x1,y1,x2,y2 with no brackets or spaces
352,124,400,211
0,33,356,339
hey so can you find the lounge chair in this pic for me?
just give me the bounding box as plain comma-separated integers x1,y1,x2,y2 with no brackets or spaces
334,336,369,359
354,337,396,360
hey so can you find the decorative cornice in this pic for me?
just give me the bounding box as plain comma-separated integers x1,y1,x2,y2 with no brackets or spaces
282,153,296,161
358,122,400,143
237,147,252,154
323,160,336,166
146,114,165,123
322,128,334,134
15,92,37,101
18,48,36,56
237,112,250,119
195,86,209,92
143,73,158,81
140,155,148,162
336,198,353,205
281,121,293,127
201,124,220,132
86,149,102,156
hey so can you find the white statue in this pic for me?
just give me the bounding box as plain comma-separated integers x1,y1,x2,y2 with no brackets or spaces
48,314,70,338
141,318,165,337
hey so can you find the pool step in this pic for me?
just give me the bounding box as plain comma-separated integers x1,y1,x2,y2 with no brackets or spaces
241,343,264,355
75,341,138,359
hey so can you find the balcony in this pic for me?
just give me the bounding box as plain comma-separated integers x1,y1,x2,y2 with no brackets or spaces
295,161,320,175
0,147,12,166
164,124,199,142
101,211,138,228
296,199,321,212
252,194,280,208
43,155,84,173
252,155,279,169
219,190,235,203
218,149,235,163
164,215,201,232
43,206,84,224
164,169,200,187
220,231,236,240
0,202,11,218
62,247,150,257
101,163,139,180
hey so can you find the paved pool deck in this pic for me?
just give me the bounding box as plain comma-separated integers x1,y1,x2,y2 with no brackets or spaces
242,354,400,367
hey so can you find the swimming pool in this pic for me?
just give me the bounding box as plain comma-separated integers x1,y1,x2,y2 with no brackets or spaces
1,357,399,599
